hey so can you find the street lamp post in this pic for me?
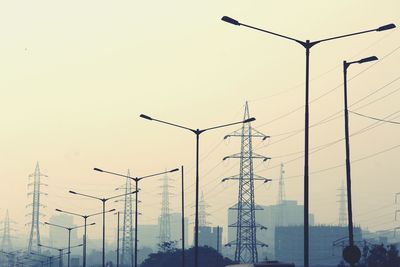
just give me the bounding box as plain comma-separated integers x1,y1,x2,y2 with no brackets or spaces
181,165,185,267
68,190,137,267
55,208,115,267
93,167,179,267
44,222,94,267
342,55,378,266
139,114,255,267
221,16,395,267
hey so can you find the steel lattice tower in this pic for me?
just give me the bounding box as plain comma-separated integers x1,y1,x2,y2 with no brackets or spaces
276,163,286,226
198,192,210,227
159,173,172,247
223,102,270,263
27,162,47,253
121,170,134,266
338,180,347,226
1,210,13,251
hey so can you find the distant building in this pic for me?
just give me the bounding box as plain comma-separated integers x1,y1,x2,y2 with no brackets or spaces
48,214,79,248
71,257,80,267
227,200,315,259
198,226,223,251
170,213,188,247
275,225,362,266
137,224,158,249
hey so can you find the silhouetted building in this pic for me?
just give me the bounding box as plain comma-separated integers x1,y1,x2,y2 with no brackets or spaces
198,226,222,250
48,214,79,248
170,213,188,247
71,257,80,267
275,225,362,266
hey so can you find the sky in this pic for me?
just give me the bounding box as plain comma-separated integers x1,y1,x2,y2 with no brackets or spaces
1,0,399,247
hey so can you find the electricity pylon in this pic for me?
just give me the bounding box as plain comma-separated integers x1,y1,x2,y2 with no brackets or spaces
159,173,173,249
276,163,286,226
27,162,47,253
120,170,134,266
338,180,347,226
223,102,270,263
1,210,14,251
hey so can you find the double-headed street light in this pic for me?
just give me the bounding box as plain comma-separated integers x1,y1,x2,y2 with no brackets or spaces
342,55,378,266
93,167,179,267
44,222,94,267
221,15,395,267
68,190,137,267
55,208,115,267
139,114,255,267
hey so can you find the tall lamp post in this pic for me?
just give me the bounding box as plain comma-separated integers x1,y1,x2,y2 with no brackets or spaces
55,208,115,267
44,222,94,267
68,190,137,267
93,167,179,267
342,55,378,266
221,16,396,267
139,114,255,267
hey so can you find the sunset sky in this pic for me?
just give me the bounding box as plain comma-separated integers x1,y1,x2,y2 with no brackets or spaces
1,0,399,247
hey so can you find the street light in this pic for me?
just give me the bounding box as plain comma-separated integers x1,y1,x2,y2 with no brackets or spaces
139,114,255,267
342,55,378,266
69,190,137,267
93,167,179,267
39,243,83,267
44,222,94,267
55,208,115,267
221,15,395,267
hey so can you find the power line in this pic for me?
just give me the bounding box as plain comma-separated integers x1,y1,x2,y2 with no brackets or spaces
350,110,400,125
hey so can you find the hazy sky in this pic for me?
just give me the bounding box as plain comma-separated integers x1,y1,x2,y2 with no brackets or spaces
1,0,399,247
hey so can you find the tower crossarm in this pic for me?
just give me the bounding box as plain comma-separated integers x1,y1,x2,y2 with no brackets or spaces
222,174,271,183
224,128,270,140
223,153,270,161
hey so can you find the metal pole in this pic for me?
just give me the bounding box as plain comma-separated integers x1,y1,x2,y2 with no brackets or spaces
343,61,355,267
83,217,87,267
59,250,63,267
135,179,139,267
68,229,71,267
304,41,310,267
194,132,200,267
102,200,106,267
181,165,185,267
117,211,120,267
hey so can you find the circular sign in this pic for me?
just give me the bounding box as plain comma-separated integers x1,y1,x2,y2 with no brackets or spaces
343,245,361,264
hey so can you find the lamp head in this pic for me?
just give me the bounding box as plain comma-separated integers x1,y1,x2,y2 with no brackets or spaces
221,16,240,26
140,114,153,120
244,117,256,123
89,223,96,226
69,190,77,194
377,23,396,31
170,168,179,173
44,222,49,225
55,209,62,212
93,168,103,172
358,56,378,64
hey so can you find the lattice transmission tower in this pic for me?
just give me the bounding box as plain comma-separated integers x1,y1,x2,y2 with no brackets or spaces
223,102,270,263
27,162,47,253
338,180,347,226
159,173,173,248
120,170,134,266
1,210,14,252
275,163,286,226
199,191,210,227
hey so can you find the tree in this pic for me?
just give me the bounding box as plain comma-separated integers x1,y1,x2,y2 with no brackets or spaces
140,246,235,267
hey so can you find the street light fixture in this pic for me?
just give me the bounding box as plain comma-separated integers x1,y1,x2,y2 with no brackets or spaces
44,222,94,267
139,114,255,267
68,190,137,267
342,55,378,266
55,208,115,267
221,15,395,267
93,167,179,267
